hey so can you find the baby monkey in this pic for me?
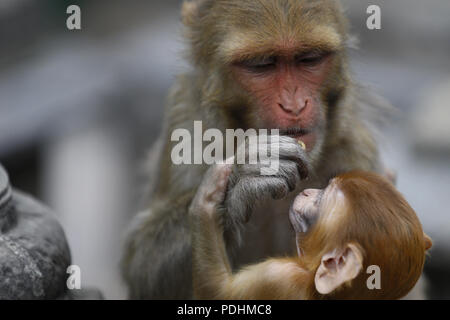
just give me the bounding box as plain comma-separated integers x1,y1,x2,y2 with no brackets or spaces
189,165,432,300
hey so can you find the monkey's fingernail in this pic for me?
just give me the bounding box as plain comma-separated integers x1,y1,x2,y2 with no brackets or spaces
297,140,306,150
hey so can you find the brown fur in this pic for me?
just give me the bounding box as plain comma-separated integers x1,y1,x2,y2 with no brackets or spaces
301,172,429,299
192,171,430,300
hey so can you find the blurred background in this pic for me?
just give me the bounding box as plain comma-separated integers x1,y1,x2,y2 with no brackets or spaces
0,0,449,299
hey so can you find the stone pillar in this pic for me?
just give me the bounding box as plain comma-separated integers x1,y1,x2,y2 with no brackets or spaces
0,164,71,299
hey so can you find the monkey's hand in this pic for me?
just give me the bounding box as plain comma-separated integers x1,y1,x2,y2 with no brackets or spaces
223,135,310,242
189,163,233,220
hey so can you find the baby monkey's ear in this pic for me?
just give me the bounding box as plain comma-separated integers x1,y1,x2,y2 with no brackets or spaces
424,233,433,251
314,243,363,295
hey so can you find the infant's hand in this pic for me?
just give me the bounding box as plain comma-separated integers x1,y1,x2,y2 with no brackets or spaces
189,163,233,218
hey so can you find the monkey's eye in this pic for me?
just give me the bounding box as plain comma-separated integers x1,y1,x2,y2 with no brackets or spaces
296,52,329,66
239,56,277,72
314,189,325,207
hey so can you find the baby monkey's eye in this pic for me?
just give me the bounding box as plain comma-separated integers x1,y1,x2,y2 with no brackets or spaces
315,189,325,206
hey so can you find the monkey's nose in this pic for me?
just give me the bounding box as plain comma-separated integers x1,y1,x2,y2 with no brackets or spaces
278,99,308,116
279,86,309,116
302,189,320,197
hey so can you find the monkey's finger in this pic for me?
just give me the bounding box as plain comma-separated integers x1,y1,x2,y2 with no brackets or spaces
265,177,290,200
225,175,290,223
233,159,300,187
276,160,301,191
276,139,310,179
241,136,308,176
239,160,300,190
295,158,309,180
231,175,289,205
277,136,307,159
233,162,274,177
199,163,234,205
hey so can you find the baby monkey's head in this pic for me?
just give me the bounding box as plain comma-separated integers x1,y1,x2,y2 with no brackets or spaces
289,171,432,299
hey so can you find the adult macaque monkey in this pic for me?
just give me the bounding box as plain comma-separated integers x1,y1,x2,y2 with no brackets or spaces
190,168,432,299
122,0,391,299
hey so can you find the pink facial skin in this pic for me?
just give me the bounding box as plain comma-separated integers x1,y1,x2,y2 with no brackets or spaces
232,51,334,151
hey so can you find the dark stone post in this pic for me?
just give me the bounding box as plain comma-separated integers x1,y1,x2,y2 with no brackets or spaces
0,164,71,299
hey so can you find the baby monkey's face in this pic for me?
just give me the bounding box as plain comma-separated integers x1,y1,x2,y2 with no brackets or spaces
289,188,324,234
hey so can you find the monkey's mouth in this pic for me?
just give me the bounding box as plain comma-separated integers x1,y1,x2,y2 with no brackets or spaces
279,127,315,151
278,128,310,137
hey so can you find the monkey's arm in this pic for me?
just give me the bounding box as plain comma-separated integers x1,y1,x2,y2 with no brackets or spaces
192,207,306,300
191,205,232,299
121,194,195,299
189,164,234,299
225,259,307,300
190,165,306,300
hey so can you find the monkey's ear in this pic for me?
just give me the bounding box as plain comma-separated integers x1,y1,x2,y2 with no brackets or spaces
314,243,363,295
424,233,433,251
182,0,203,27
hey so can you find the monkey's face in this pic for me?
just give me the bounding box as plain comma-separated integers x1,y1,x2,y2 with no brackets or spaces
231,54,333,152
206,1,348,154
289,182,342,242
184,0,348,155
289,188,324,234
